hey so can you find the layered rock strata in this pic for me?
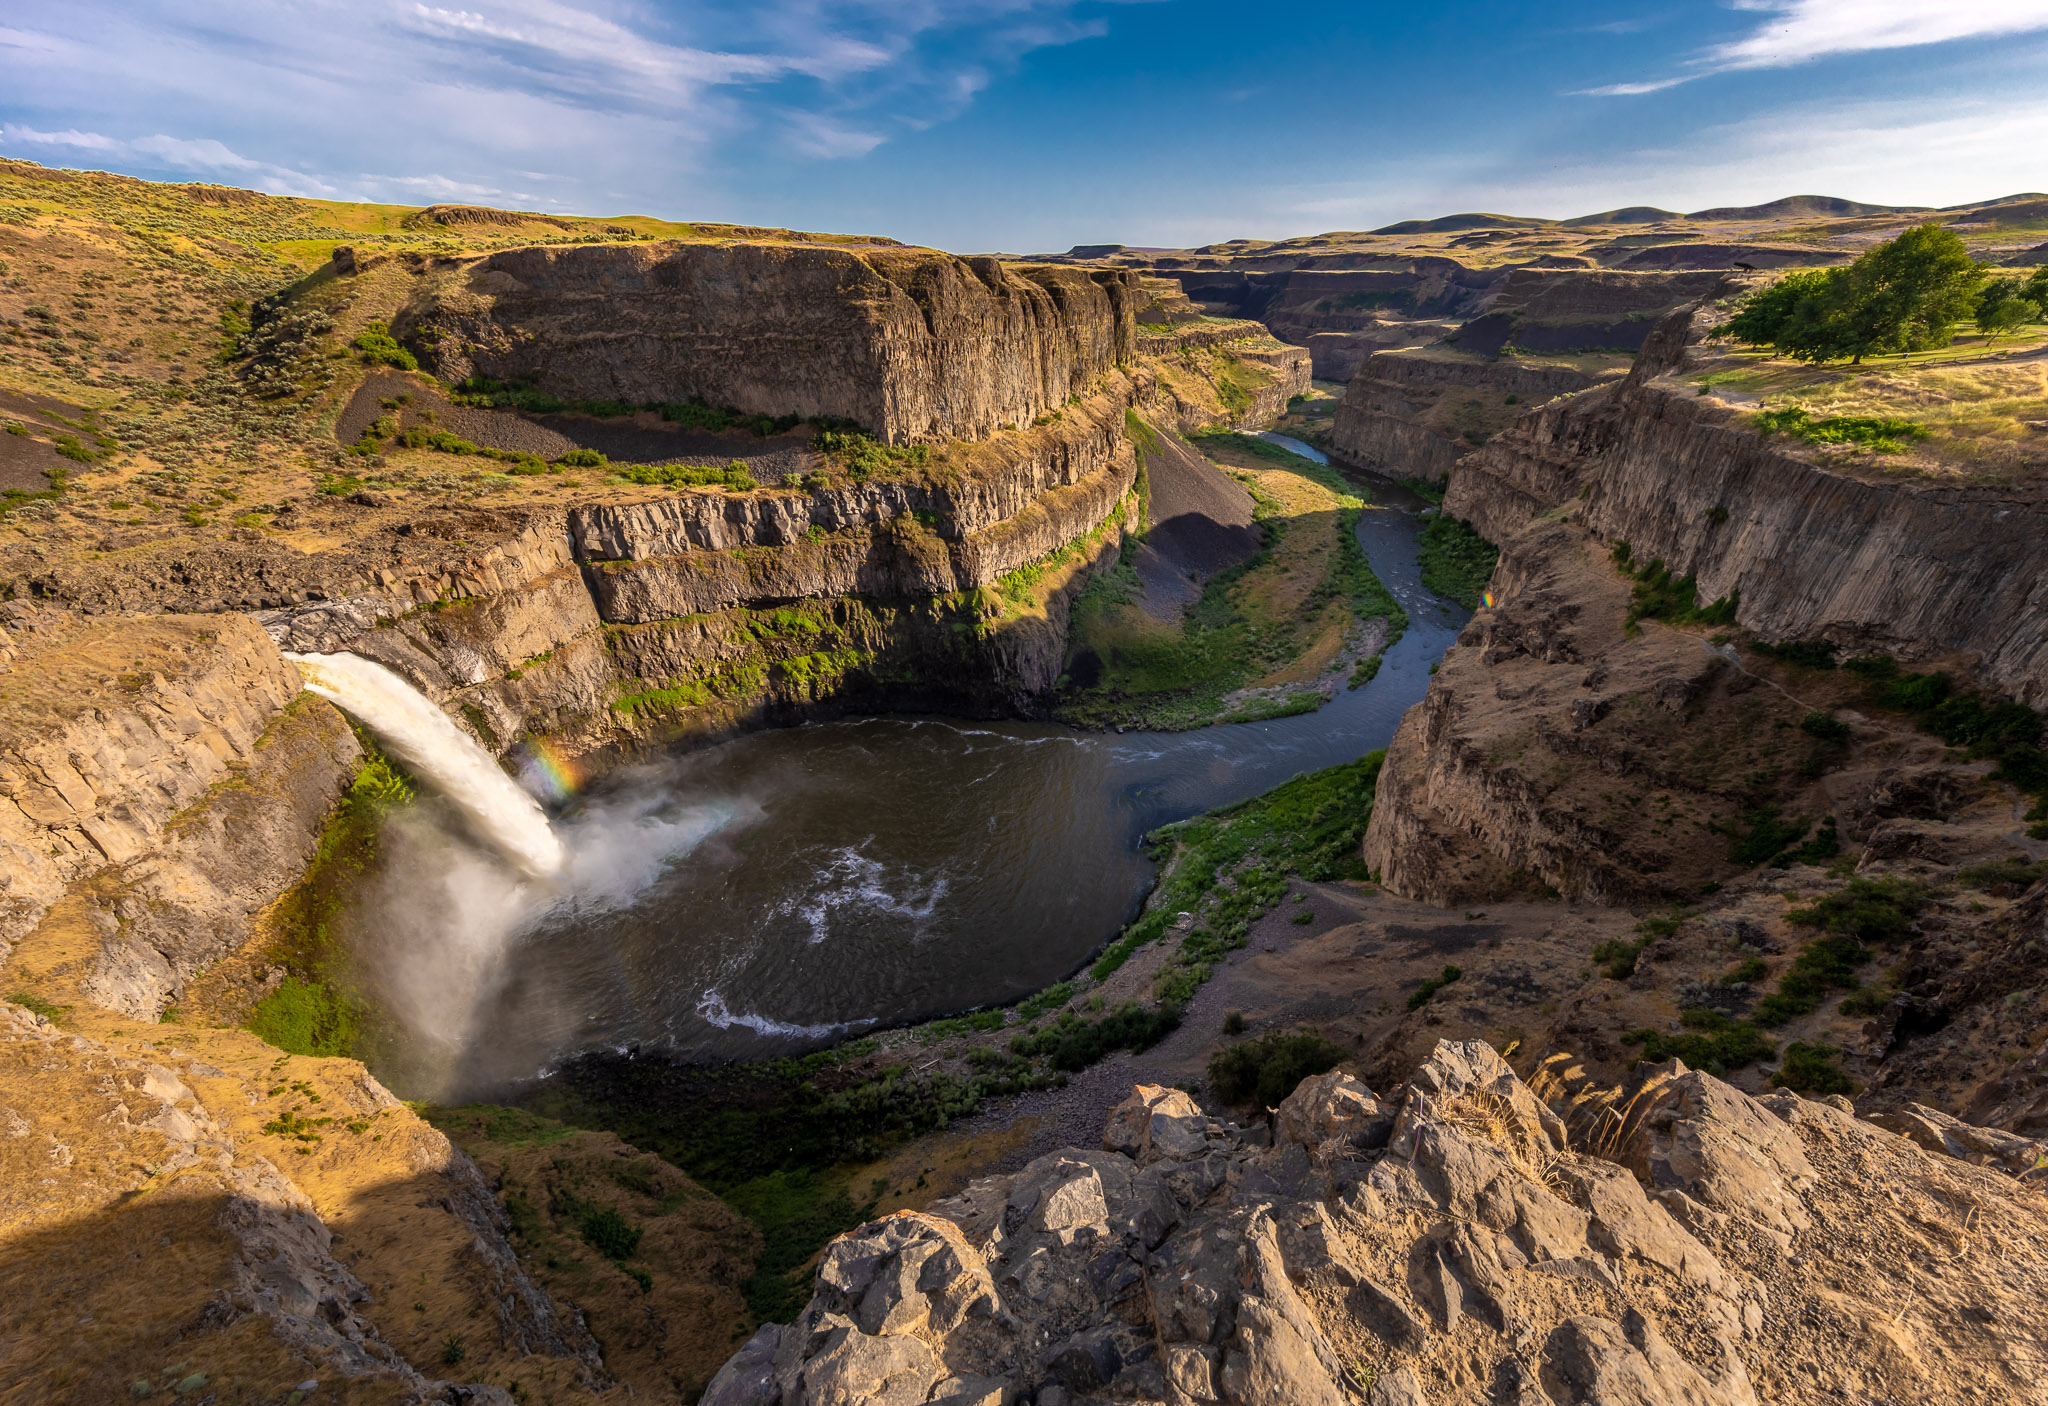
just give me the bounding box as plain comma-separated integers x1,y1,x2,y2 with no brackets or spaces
0,608,347,957
397,243,1142,443
1328,351,1618,486
706,1041,2048,1406
1449,306,2048,705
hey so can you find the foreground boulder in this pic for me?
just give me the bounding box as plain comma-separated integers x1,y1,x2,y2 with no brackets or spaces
706,1039,2048,1405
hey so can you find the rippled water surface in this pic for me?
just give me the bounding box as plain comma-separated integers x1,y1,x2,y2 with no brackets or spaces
454,446,1466,1089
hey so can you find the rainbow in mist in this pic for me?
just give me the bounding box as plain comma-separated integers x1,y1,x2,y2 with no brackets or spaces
518,736,587,804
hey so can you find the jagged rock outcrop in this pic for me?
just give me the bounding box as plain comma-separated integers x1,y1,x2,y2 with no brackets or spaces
1328,352,1618,485
0,1000,611,1403
396,243,1142,443
1449,305,2048,705
0,605,361,1018
706,1040,2048,1405
0,608,336,958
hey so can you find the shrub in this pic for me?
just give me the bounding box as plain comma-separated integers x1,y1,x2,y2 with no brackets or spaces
1958,856,2048,893
556,448,607,468
1406,964,1463,1011
1009,1002,1180,1072
1728,806,1808,866
1799,711,1851,743
616,459,757,491
1623,1008,1775,1074
577,1204,643,1260
1207,1031,1347,1108
1772,1042,1855,1096
1610,542,1737,629
351,321,416,371
440,1336,466,1366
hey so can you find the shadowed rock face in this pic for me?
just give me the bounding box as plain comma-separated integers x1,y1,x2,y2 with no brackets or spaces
398,243,1143,444
1451,306,2048,706
704,1040,2048,1406
1328,352,1616,486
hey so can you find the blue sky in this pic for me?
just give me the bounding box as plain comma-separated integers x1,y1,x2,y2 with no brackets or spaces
3,1,2046,251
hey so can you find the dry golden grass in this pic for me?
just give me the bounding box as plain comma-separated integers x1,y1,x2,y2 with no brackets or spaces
1689,335,2048,480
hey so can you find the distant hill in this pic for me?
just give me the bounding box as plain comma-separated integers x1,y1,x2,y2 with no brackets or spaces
1561,206,1680,226
1372,213,1554,235
1684,195,1931,221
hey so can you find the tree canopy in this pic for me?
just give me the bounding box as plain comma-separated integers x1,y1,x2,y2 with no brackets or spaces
1721,224,1997,364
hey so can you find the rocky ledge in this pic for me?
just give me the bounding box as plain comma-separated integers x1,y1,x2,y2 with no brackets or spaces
703,1040,2048,1406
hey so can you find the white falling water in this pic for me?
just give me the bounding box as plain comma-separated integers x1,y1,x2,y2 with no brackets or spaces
285,651,565,877
281,650,742,1098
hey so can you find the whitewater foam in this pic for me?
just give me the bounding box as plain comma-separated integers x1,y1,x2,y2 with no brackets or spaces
286,651,564,877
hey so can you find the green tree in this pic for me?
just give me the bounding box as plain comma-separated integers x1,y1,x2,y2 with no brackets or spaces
1723,269,1837,351
1825,223,1981,363
1727,224,1984,365
1976,275,2042,339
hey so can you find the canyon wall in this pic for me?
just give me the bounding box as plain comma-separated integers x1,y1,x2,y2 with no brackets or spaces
1450,312,2048,705
398,243,1142,443
1328,350,1617,485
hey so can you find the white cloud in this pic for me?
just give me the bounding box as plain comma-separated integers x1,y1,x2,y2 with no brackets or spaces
0,124,338,195
784,114,886,159
1582,0,2048,95
1707,0,2048,69
1251,89,2048,237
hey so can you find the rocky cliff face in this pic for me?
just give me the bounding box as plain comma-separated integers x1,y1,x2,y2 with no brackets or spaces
1328,352,1617,485
0,605,361,1018
1449,269,1735,358
0,608,342,958
705,1040,2048,1406
398,243,1142,444
1450,314,2048,706
0,1000,611,1405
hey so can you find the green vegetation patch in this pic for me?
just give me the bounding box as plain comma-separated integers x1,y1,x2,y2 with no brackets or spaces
350,320,417,371
1772,1042,1855,1096
1751,877,1924,1025
1406,964,1463,1011
1624,1007,1776,1074
1611,542,1737,630
1061,437,1405,730
812,427,929,480
1416,514,1498,610
1090,753,1383,999
616,459,758,492
1754,406,1929,453
245,753,413,1057
1207,1031,1347,1108
1009,1002,1180,1071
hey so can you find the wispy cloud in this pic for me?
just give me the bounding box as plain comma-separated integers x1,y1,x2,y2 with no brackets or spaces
0,0,1117,215
1578,0,2048,95
1262,89,2048,234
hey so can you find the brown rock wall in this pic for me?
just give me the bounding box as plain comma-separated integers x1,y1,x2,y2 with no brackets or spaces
398,242,1141,443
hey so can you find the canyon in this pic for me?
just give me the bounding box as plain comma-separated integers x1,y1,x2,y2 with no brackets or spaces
2,162,2047,1405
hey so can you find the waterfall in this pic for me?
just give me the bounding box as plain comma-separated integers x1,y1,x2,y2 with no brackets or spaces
285,651,565,877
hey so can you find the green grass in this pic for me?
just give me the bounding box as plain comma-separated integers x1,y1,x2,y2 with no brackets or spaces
1416,514,1498,609
1754,406,1929,453
243,752,412,1058
1091,752,1383,1003
7,991,70,1023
